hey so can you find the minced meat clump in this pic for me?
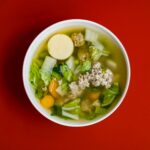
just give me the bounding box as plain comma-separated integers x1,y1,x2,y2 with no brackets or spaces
69,62,113,97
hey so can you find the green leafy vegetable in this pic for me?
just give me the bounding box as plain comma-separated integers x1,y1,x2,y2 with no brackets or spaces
61,79,69,92
56,79,69,96
80,60,91,72
75,60,91,74
30,61,41,88
89,46,101,61
94,106,107,114
61,64,73,82
40,56,57,85
51,105,62,116
62,110,79,120
89,46,110,61
100,83,119,107
80,111,97,120
51,71,62,80
53,64,62,76
63,98,80,109
85,29,99,42
61,98,81,120
40,71,51,86
79,106,107,120
92,40,104,50
30,60,45,99
66,56,75,71
34,80,45,99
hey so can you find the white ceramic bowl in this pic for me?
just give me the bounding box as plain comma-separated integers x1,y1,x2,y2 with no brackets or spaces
23,19,130,127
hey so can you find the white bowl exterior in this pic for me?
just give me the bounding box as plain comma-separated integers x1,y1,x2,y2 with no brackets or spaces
23,19,131,127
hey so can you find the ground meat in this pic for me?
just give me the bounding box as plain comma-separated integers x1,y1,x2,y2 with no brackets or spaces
71,32,85,47
93,62,101,69
78,62,113,89
78,72,90,89
69,62,113,97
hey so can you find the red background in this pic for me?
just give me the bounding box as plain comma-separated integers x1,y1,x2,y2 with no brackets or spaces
0,0,150,149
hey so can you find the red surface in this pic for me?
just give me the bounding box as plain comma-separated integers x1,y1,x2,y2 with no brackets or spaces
0,0,150,149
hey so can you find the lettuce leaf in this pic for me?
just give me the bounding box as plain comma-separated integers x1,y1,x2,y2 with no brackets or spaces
89,46,110,61
51,71,62,80
62,98,81,120
30,60,45,99
40,56,57,85
61,79,69,92
51,105,62,116
63,98,80,109
100,83,119,107
61,64,73,82
75,60,91,74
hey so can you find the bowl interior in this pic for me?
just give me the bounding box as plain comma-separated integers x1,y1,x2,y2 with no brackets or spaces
23,19,130,127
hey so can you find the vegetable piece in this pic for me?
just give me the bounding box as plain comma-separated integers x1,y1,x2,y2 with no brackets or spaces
89,46,101,61
63,98,80,108
66,56,75,71
61,64,73,82
69,107,81,115
89,46,109,61
84,111,96,120
56,86,65,97
48,34,74,60
77,47,90,61
30,61,42,89
61,79,69,92
53,64,62,76
88,91,101,101
35,80,45,99
62,98,81,120
40,56,57,85
56,79,69,96
51,71,62,80
94,106,107,114
62,110,79,120
85,29,99,42
63,98,80,110
30,60,46,99
92,40,104,51
106,59,117,71
74,60,91,74
100,83,119,107
81,99,92,112
51,105,62,116
71,32,85,47
62,105,80,111
49,79,60,98
79,60,91,73
52,98,80,120
101,50,110,56
92,100,100,107
40,95,54,108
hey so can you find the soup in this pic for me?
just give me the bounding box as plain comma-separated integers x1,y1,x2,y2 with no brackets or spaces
29,27,127,120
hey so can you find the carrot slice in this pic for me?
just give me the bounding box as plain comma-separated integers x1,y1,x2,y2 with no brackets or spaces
41,95,54,108
49,79,60,98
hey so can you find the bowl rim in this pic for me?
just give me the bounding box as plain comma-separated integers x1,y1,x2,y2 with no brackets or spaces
22,19,131,127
